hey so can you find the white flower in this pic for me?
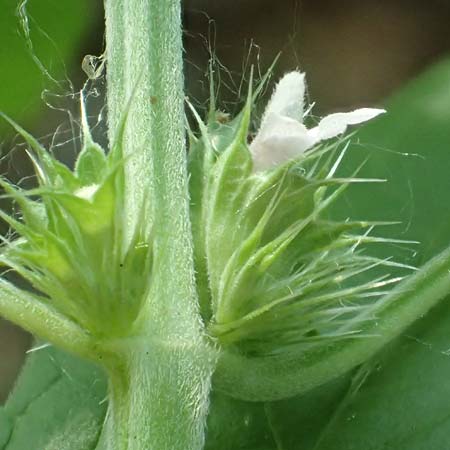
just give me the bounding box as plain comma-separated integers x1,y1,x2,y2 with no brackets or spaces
250,71,385,171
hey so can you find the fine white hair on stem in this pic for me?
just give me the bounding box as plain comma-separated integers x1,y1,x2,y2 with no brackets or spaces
250,71,386,172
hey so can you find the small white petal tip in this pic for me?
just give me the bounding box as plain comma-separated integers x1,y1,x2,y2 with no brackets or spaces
262,71,306,124
75,184,99,201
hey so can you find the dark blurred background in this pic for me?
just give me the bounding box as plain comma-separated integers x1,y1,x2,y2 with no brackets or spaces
1,0,450,401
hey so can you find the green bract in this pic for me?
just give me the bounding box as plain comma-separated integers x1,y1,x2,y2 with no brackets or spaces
0,106,152,340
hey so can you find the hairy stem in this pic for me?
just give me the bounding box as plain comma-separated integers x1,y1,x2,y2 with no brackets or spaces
104,0,215,449
102,341,215,450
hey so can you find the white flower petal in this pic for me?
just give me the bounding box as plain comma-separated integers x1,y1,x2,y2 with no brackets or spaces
309,108,386,143
261,71,306,127
75,184,99,201
250,113,315,171
251,71,386,172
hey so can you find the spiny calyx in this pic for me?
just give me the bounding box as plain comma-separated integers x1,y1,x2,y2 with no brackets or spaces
188,73,407,400
0,106,152,340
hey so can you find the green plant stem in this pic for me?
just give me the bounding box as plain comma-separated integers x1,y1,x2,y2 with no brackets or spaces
104,1,216,449
214,244,450,401
102,340,215,450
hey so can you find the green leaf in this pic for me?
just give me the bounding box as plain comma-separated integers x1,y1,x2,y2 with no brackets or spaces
312,298,450,450
205,393,278,450
0,346,107,450
264,375,352,450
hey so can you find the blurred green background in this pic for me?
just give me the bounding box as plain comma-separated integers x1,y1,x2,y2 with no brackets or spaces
2,1,450,448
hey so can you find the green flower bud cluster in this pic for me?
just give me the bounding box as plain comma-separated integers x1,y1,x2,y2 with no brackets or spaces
188,85,408,400
0,106,152,340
